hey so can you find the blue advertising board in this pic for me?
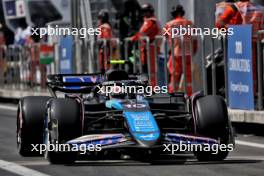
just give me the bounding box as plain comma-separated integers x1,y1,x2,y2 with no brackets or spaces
228,25,254,110
4,1,16,16
60,36,73,74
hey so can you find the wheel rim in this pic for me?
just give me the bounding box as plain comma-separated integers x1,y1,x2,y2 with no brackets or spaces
17,129,22,150
17,107,22,150
44,130,50,159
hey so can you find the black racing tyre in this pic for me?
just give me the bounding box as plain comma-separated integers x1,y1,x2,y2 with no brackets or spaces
17,96,50,156
45,98,81,164
194,95,230,161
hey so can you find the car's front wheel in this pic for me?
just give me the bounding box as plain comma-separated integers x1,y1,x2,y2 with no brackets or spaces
193,95,232,161
17,96,50,156
44,98,81,164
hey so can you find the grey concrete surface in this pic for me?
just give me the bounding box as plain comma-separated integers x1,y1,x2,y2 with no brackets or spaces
0,105,264,176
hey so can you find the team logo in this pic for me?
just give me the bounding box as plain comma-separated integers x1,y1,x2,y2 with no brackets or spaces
124,104,146,108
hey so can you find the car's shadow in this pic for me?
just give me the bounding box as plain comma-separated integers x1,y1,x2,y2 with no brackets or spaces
65,157,262,166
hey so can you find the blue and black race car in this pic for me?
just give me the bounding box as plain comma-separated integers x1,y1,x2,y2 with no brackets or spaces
17,70,234,164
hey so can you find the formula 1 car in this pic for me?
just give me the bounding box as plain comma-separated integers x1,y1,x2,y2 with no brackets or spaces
17,70,234,164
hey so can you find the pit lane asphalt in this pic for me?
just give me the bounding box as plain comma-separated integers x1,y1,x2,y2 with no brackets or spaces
0,104,264,176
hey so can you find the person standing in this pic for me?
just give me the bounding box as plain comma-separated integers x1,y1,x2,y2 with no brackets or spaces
215,0,236,22
164,5,198,96
131,3,161,86
98,9,114,72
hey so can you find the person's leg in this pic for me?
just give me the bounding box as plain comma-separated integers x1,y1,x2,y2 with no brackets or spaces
141,48,148,73
168,55,182,93
149,45,157,86
186,55,192,96
167,55,174,93
99,49,105,73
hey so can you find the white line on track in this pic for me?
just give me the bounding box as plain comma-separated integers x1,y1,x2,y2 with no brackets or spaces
0,104,17,111
236,140,264,149
0,159,51,176
15,161,50,166
228,156,264,161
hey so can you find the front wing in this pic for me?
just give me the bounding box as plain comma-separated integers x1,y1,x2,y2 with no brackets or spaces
66,133,218,150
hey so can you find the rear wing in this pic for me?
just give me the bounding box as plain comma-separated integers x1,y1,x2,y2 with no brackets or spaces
47,74,104,94
46,71,148,96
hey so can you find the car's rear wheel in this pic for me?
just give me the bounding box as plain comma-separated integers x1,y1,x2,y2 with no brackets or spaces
194,95,231,161
45,98,81,164
17,96,50,156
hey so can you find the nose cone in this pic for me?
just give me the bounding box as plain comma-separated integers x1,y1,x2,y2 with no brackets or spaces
133,132,160,147
124,110,161,147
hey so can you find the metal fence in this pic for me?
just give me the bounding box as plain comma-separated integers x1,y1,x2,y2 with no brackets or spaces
0,31,263,110
0,44,53,90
